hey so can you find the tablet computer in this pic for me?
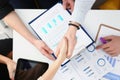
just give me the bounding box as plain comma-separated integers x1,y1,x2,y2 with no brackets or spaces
14,58,49,80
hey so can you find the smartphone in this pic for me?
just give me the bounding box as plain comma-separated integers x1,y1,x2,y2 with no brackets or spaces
14,58,49,80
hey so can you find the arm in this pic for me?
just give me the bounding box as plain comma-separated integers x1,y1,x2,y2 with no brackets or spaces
0,0,54,60
38,37,68,80
61,0,96,58
3,11,37,45
0,55,16,80
1,8,54,60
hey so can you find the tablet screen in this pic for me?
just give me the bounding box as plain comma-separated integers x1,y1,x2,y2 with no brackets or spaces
14,58,49,80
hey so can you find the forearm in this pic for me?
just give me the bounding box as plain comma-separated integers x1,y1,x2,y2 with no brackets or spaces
0,54,11,64
38,59,64,80
71,0,96,24
3,11,37,44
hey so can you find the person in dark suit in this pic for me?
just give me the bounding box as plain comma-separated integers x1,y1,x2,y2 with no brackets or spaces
0,38,16,80
9,0,60,9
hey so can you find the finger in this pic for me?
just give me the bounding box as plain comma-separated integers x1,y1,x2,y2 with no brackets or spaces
103,35,114,41
108,50,120,57
60,37,68,55
55,45,60,57
62,0,67,9
100,44,110,50
104,47,114,52
69,0,74,12
44,45,53,54
111,53,119,57
41,48,54,60
67,40,76,58
9,71,13,80
107,50,116,56
96,44,109,50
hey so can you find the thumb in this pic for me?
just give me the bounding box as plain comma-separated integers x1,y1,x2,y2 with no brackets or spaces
8,70,13,79
60,37,68,54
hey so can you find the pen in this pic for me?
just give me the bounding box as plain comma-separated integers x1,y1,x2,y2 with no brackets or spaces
100,37,107,44
51,53,57,59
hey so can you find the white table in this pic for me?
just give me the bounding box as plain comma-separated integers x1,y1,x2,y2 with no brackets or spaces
13,9,54,64
13,10,120,64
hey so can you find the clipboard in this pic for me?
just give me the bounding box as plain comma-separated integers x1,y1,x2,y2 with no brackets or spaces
95,24,120,45
28,3,94,65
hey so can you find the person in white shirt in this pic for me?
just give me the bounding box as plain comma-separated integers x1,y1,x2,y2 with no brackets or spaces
57,0,96,58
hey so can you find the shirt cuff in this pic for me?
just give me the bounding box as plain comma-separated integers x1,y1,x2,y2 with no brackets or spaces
0,3,14,19
71,0,96,24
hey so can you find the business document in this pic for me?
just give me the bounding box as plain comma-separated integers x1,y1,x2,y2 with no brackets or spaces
53,49,113,80
96,24,120,80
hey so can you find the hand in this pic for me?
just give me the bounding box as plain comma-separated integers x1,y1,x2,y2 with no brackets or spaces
62,0,75,12
33,40,54,60
56,37,68,61
6,60,16,80
96,35,120,56
56,26,77,58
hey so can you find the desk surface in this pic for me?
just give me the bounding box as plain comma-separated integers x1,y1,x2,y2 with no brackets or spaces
13,10,120,65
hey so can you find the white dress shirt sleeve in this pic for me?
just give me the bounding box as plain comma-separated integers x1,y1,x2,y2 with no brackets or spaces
71,0,96,24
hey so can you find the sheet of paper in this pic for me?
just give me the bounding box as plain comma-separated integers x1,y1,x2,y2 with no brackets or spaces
29,3,93,58
53,49,113,80
95,24,120,80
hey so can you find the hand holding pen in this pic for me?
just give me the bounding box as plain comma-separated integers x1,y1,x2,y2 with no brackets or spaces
96,35,120,56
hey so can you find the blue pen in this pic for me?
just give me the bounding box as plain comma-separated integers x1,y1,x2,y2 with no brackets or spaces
100,37,107,44
51,53,57,59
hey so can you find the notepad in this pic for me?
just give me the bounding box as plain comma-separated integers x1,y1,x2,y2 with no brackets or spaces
29,3,94,60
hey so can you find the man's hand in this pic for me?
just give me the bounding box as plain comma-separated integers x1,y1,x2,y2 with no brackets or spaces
56,26,77,58
56,37,68,61
96,35,120,56
62,0,75,12
33,40,54,60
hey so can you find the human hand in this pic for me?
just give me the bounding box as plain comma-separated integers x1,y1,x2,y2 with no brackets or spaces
56,37,68,61
56,26,77,58
6,59,16,80
33,40,54,60
96,35,120,56
62,0,75,12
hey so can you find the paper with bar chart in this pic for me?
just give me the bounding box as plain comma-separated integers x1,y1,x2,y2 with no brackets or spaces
53,49,113,80
96,24,120,80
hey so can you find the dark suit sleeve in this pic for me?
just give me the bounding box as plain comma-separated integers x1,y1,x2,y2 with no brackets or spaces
0,0,14,19
0,38,13,56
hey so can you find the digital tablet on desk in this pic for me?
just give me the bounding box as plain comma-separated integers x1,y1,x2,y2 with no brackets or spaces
29,3,94,65
14,58,49,80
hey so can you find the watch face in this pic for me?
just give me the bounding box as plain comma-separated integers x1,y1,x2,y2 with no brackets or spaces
15,58,49,80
